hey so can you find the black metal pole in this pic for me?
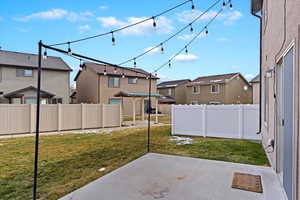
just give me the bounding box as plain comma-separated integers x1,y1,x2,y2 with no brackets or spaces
147,73,152,152
33,40,42,200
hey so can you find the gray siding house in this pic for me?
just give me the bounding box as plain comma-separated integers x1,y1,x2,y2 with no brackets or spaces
0,50,72,104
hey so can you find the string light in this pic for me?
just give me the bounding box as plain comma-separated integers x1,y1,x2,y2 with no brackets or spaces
67,42,72,56
189,24,194,32
122,72,125,78
191,0,195,10
152,17,157,28
205,26,208,35
185,46,188,54
133,58,137,67
229,1,233,9
43,49,47,60
168,61,171,68
79,59,83,68
160,43,164,54
104,66,107,75
111,31,116,46
222,1,226,7
114,67,117,73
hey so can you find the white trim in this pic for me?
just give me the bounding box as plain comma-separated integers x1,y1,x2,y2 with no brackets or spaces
210,84,220,94
192,85,200,94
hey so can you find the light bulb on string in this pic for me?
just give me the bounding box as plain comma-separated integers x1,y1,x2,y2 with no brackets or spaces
114,67,117,73
191,0,195,10
43,49,47,60
152,17,157,28
111,31,116,46
67,42,72,56
168,61,171,68
104,66,107,76
222,1,226,7
229,1,233,9
133,58,137,68
122,72,125,78
185,46,188,54
205,26,208,35
160,43,164,54
79,59,83,69
189,24,194,32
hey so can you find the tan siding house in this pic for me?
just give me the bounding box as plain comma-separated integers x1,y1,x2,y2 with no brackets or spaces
0,50,71,104
250,75,260,104
75,63,159,116
251,0,300,199
157,79,190,104
186,73,252,105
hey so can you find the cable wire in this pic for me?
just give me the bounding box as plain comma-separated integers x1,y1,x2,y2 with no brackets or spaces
118,0,222,66
48,0,193,47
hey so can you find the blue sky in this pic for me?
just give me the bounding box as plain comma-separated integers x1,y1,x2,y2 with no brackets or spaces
0,0,259,84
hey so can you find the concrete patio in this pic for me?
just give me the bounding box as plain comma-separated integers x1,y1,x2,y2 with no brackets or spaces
59,153,285,200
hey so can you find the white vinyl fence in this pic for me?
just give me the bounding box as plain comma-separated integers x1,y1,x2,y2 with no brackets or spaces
0,104,122,135
171,104,260,140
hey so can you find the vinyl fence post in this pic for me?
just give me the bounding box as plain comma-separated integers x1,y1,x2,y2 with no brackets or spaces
202,105,207,137
102,104,105,128
238,105,243,139
81,103,85,130
171,105,174,135
58,104,62,132
30,104,35,133
119,103,122,127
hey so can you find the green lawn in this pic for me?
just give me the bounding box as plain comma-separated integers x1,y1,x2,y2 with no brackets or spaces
0,126,268,200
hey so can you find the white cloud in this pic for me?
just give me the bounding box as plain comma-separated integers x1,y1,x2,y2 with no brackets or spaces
144,46,160,55
173,54,199,62
244,74,255,80
176,9,242,25
78,24,91,34
16,9,94,22
99,5,109,10
96,16,174,35
231,66,240,70
216,37,228,42
178,32,206,40
157,74,173,83
14,27,29,33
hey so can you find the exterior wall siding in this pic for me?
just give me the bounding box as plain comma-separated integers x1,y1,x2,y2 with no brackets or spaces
0,66,70,103
258,0,300,199
224,76,253,104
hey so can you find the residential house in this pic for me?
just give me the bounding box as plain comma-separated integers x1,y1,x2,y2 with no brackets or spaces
186,73,252,105
251,1,300,199
250,75,260,104
0,50,72,104
157,79,191,104
75,62,159,115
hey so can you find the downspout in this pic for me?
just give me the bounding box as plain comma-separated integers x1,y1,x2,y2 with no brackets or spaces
252,12,262,134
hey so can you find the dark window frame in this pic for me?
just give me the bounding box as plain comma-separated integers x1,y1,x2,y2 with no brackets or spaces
108,76,120,88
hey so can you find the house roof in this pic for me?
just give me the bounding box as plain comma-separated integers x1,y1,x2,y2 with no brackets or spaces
4,86,55,98
0,50,72,71
74,62,159,81
250,75,260,83
188,73,250,86
158,96,176,104
114,91,162,98
251,0,263,14
157,79,191,89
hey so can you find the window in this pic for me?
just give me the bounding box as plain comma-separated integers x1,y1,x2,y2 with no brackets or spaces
52,98,62,104
211,84,220,93
16,69,33,77
11,98,22,104
191,101,198,105
108,77,120,88
167,88,172,96
192,86,200,94
264,75,269,125
128,77,137,84
109,98,122,104
209,101,221,105
24,97,37,104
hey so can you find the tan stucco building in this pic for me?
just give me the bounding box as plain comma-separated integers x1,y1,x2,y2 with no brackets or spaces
186,73,252,105
0,50,72,104
75,63,159,116
251,0,300,199
157,79,190,104
250,75,260,104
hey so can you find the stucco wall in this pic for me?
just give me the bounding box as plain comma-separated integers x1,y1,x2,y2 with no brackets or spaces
259,0,300,199
252,82,260,104
186,84,226,104
224,76,253,104
76,68,99,104
0,66,70,103
175,84,189,104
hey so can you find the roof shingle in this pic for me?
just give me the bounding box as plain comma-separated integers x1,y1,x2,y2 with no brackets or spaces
157,79,191,88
